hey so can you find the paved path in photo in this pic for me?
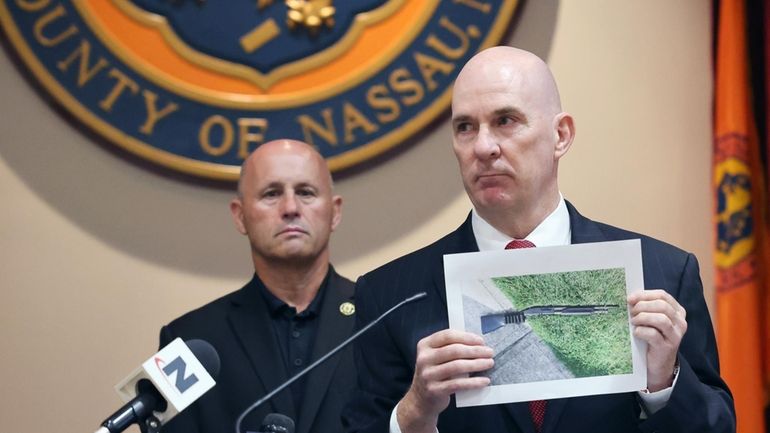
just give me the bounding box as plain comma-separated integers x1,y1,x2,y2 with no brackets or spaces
463,295,574,385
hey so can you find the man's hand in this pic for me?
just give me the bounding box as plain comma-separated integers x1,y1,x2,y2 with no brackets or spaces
397,329,493,433
628,289,687,392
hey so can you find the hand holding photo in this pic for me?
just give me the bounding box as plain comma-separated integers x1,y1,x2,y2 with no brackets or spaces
444,239,646,407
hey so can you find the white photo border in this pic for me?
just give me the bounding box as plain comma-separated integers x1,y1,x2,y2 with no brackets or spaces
444,239,647,407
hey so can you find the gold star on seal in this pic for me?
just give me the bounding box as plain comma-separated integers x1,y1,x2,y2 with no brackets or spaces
286,0,335,34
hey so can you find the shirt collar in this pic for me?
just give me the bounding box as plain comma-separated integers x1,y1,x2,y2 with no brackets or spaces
253,270,330,318
471,194,572,251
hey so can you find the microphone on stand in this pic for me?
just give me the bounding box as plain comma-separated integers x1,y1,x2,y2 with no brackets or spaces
234,291,428,433
247,413,295,433
96,338,220,433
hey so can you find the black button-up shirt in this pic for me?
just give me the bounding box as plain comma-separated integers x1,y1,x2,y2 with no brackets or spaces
256,271,330,416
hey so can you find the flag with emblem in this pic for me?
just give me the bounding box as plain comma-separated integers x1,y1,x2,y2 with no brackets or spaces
713,1,770,432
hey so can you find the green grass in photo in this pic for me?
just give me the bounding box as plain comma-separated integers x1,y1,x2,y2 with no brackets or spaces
492,268,632,377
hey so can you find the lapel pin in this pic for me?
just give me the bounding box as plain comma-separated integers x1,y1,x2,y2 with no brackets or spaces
339,302,355,316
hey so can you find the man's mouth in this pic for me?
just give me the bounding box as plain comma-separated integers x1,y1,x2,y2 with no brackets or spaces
476,172,509,183
278,226,308,236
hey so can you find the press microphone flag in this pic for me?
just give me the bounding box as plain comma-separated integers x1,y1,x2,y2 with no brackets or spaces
98,338,220,433
235,291,428,433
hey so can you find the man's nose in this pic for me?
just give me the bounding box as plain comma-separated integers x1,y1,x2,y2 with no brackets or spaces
474,126,501,160
280,193,300,218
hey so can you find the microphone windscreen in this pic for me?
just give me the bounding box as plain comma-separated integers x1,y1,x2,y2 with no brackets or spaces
185,339,221,379
135,378,168,412
260,413,295,433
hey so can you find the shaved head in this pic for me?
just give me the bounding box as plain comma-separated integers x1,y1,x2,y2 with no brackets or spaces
450,46,574,238
237,139,332,198
231,138,341,268
453,46,563,119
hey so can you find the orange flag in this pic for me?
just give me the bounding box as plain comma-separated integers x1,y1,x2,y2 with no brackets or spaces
713,1,770,432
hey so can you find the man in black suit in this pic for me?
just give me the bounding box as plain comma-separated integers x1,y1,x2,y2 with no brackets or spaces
160,139,355,433
343,47,735,433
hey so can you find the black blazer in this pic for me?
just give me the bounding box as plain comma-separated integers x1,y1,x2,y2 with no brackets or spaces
160,269,356,433
343,202,735,433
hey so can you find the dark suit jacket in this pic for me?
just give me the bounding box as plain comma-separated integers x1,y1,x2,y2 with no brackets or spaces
160,268,356,433
343,203,735,433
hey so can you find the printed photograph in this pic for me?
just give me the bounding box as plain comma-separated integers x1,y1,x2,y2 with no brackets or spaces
444,239,646,406
463,268,632,386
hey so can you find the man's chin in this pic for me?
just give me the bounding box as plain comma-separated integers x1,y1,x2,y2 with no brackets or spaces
273,246,317,262
473,190,515,209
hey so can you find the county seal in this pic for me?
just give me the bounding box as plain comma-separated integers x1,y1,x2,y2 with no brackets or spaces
1,0,518,179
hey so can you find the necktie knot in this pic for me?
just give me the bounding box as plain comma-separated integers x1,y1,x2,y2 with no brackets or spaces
505,239,536,249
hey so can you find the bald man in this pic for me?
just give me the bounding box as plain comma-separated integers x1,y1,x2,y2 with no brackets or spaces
343,47,734,433
160,140,356,433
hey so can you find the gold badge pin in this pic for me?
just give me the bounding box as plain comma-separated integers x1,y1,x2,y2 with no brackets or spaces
339,302,355,316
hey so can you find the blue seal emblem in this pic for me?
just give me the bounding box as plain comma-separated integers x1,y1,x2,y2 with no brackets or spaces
0,0,519,180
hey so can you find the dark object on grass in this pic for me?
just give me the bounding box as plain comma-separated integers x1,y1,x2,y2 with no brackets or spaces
480,304,620,334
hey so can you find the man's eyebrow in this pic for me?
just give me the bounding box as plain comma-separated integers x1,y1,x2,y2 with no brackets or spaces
451,107,525,123
259,181,284,191
294,182,317,189
451,114,472,124
493,106,524,117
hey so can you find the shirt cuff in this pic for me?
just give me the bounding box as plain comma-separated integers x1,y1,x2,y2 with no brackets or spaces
637,362,680,416
390,402,439,433
389,404,403,433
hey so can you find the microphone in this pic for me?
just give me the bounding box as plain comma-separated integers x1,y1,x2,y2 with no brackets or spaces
97,338,220,433
234,291,428,433
246,413,295,433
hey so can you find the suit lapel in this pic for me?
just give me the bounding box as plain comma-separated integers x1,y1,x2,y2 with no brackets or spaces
503,402,538,433
295,270,355,433
566,200,608,245
227,278,297,421
540,399,569,433
431,214,479,306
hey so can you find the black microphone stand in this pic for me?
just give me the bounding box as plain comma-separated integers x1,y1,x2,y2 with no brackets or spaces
139,415,162,433
234,291,427,433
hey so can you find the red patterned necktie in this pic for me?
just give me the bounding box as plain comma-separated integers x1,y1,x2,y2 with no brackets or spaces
505,238,547,433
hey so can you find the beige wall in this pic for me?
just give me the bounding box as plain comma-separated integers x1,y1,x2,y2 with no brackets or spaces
0,2,712,432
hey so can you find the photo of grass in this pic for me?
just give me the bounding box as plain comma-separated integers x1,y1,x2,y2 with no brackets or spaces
491,267,631,378
446,239,645,405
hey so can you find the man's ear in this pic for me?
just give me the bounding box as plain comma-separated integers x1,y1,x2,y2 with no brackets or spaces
330,195,343,232
229,198,247,235
553,112,575,160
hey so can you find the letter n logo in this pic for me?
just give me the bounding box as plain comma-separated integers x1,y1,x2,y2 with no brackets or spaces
160,356,199,393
